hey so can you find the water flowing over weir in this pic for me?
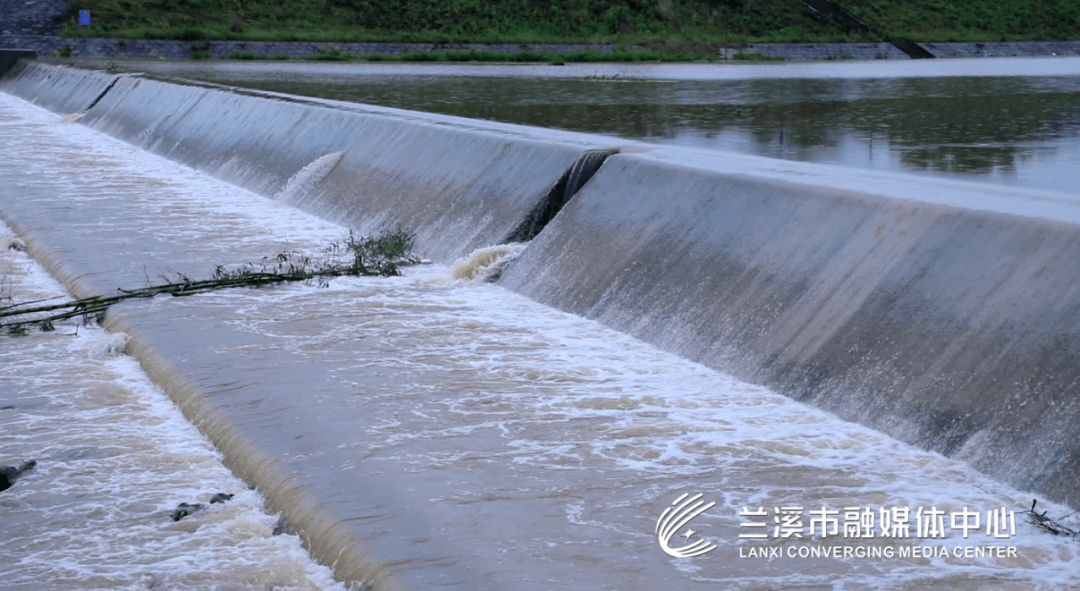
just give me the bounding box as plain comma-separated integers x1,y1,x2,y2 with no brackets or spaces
0,61,626,263
2,58,1080,589
0,220,347,590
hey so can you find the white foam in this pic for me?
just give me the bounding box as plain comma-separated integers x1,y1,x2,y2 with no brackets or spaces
0,218,346,591
449,242,527,282
2,235,26,251
274,152,344,203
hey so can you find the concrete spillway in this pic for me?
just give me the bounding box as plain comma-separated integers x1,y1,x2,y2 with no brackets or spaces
0,60,625,263
3,56,1080,587
500,148,1080,506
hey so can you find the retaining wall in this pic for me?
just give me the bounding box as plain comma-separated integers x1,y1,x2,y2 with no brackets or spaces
0,34,624,60
7,34,1080,61
747,42,907,60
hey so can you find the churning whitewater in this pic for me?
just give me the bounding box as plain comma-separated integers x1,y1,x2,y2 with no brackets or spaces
0,88,1077,590
0,217,348,590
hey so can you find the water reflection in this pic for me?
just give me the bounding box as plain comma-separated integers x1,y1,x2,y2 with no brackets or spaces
103,60,1080,194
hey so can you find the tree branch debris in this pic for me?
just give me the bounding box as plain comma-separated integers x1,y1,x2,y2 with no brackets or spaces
2,230,416,335
1024,499,1079,537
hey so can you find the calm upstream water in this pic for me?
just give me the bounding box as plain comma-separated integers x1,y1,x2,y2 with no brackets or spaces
75,57,1080,196
2,61,1080,590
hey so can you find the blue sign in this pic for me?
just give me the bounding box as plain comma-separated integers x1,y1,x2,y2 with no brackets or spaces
79,10,91,26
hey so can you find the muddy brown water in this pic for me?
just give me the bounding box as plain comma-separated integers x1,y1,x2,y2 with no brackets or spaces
2,63,1080,590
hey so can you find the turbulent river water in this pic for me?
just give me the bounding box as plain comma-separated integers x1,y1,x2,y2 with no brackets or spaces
0,216,347,591
1,79,1079,590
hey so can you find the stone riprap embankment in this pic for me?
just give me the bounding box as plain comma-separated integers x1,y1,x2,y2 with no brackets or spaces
744,40,1080,60
917,40,1080,58
0,0,66,36
0,35,622,59
2,33,1080,60
742,42,909,60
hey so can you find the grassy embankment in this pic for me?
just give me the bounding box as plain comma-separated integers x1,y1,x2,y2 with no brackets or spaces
51,0,1080,62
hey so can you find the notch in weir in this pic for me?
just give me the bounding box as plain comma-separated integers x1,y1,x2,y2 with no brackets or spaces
85,75,123,112
504,149,615,243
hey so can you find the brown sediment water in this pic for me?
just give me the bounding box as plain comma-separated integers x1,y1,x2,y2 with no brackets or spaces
0,215,347,590
0,83,1078,590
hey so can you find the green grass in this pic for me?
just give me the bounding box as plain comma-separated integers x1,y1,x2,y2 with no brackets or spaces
304,48,354,60
841,0,1080,42
55,0,1080,50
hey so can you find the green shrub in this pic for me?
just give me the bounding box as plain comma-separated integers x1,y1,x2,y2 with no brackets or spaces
399,52,443,61
175,28,206,41
305,48,355,60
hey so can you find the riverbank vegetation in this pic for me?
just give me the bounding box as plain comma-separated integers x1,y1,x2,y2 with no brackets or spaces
54,0,1080,50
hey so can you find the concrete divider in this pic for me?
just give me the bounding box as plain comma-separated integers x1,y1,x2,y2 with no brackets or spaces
499,147,1080,508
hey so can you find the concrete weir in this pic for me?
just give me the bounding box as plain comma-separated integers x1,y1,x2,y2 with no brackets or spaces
0,59,624,262
500,148,1080,508
0,58,628,588
3,58,1080,583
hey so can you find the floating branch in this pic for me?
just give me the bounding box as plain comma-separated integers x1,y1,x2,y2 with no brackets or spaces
2,230,416,334
1023,499,1079,537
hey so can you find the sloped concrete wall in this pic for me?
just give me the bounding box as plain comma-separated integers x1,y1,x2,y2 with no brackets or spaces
0,59,118,114
499,147,1080,508
1,60,623,262
84,74,623,262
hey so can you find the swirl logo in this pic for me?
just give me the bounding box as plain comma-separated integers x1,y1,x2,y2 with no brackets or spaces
655,492,718,558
